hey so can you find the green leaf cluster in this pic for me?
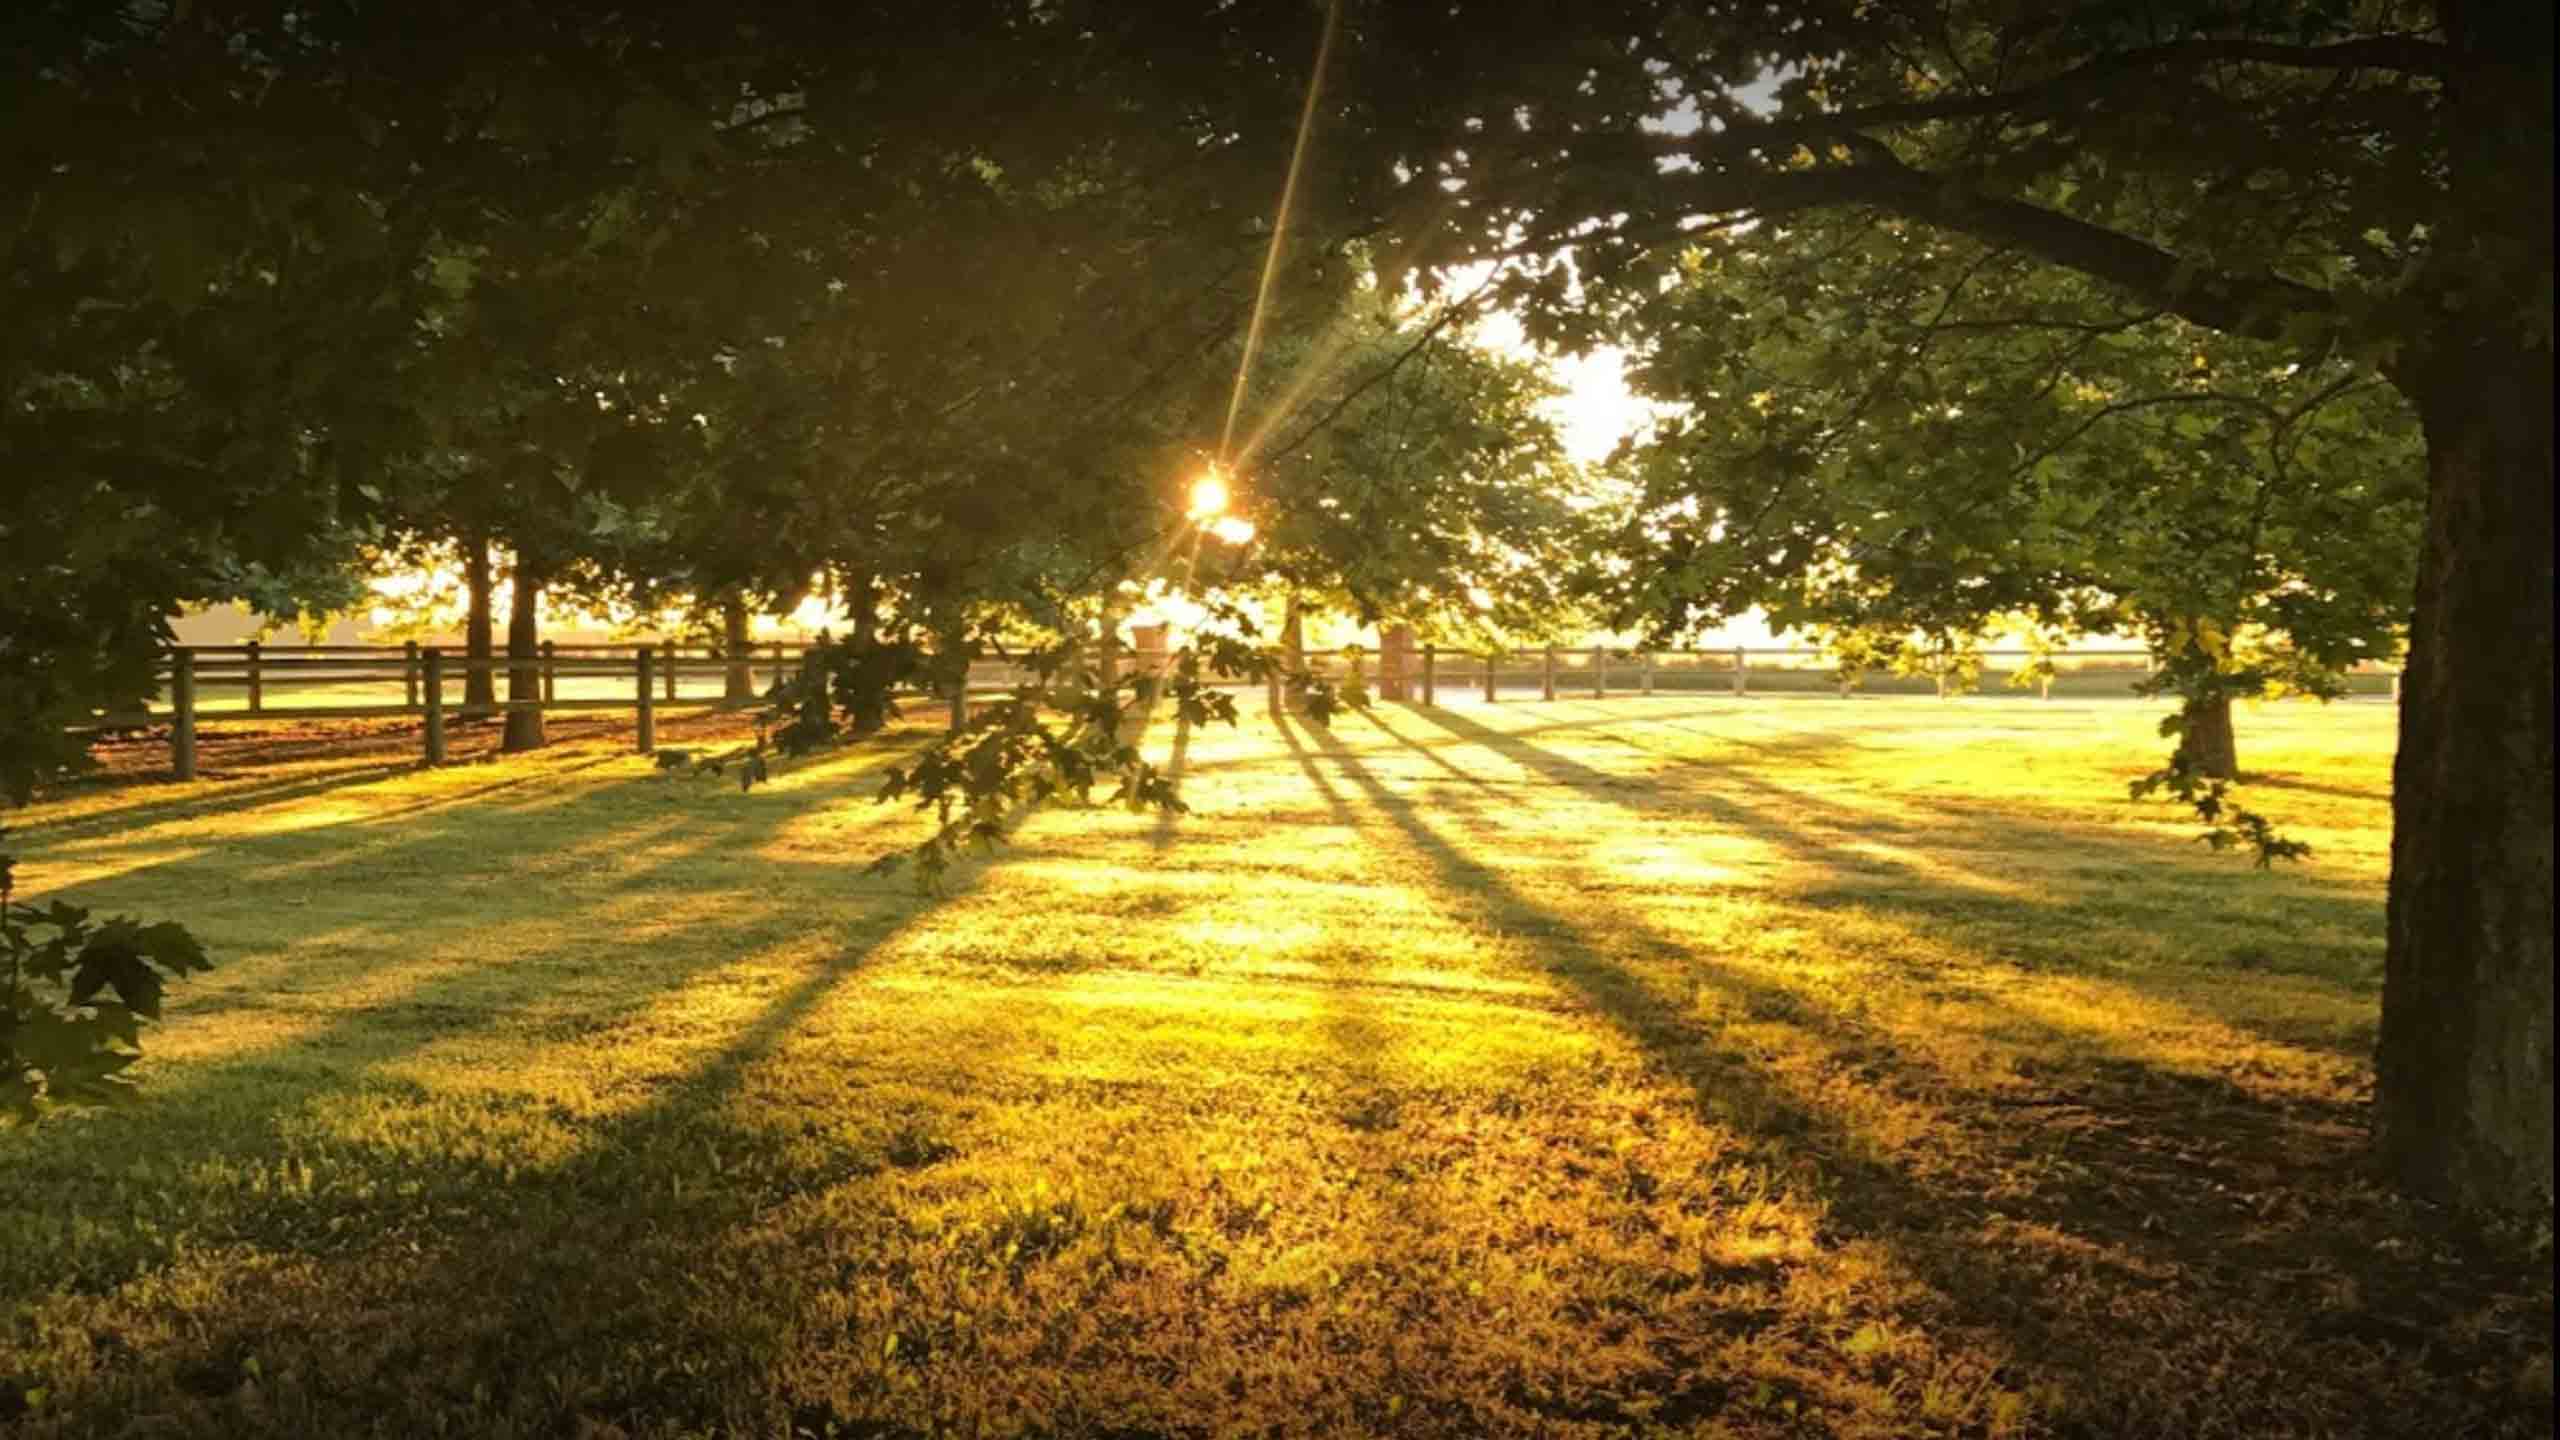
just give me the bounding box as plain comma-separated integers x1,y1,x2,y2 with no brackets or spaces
0,835,211,1123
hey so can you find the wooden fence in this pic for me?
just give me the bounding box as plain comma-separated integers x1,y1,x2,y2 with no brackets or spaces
1313,643,2404,709
105,642,835,780
92,641,2405,780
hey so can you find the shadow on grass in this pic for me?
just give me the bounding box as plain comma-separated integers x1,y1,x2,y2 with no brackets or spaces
2246,771,2393,805
0,737,953,1296
1399,702,2387,1048
3,723,1095,1434
56,716,1176,1435
11,757,427,846
1285,712,2539,1439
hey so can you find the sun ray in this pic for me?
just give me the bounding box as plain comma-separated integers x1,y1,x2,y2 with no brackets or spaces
1216,0,1344,466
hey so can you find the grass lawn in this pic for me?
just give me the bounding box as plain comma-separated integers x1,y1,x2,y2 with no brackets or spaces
1,697,2547,1438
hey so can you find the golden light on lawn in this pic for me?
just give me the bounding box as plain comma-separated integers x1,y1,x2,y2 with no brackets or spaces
0,692,2447,1437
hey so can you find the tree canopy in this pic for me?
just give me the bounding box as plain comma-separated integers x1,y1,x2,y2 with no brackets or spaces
1612,213,2425,790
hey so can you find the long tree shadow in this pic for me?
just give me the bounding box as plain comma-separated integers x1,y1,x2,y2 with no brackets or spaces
30,868,1030,1436
40,710,1211,1436
2244,771,2393,804
1160,702,1740,789
0,735,968,1302
1291,715,2539,1439
9,756,427,848
7,715,1149,1434
1399,702,2388,1057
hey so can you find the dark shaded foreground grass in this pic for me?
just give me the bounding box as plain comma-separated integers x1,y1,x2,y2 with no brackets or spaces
0,698,2547,1438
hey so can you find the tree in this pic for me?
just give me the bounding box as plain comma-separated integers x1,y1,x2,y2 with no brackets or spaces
1202,296,1607,650
1346,0,2548,1212
0,0,442,1110
1612,218,2425,791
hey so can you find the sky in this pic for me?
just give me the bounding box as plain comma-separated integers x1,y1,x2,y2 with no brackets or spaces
1458,306,1787,648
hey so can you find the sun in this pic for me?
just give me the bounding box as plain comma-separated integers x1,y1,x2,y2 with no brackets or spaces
1188,468,1231,520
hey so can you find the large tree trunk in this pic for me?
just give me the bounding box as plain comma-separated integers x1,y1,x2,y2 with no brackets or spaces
501,561,546,753
2174,693,2238,780
2376,333,2554,1212
2372,10,2555,1215
461,531,496,717
721,593,755,703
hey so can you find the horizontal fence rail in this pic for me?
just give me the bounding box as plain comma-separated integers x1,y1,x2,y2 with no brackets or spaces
86,641,2407,780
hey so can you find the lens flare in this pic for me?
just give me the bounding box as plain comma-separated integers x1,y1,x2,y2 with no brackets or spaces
1188,471,1231,519
1208,516,1257,545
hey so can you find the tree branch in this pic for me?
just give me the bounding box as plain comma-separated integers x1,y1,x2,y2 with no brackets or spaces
1241,272,1497,472
1662,32,2448,162
1651,161,2335,345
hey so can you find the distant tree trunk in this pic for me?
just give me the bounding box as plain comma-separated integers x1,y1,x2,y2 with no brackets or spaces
1380,623,1416,702
2371,11,2554,1216
844,572,890,737
501,561,546,753
2175,693,2238,780
721,594,754,702
1273,594,1306,716
462,531,496,717
1281,597,1306,671
1097,596,1123,689
848,571,879,648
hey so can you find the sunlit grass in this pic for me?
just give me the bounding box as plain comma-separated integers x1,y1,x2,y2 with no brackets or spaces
0,697,2544,1438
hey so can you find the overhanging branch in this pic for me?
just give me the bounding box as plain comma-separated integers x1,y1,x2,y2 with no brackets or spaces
1662,32,2449,162
1653,163,2336,345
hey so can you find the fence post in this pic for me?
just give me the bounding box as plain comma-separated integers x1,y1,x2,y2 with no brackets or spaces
1641,649,1655,696
1593,647,1608,699
422,649,447,764
404,640,420,708
1732,646,1748,696
541,640,557,703
169,651,198,780
1541,645,1557,701
1421,643,1438,706
664,644,679,701
244,639,263,714
635,646,656,754
1483,649,1499,704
